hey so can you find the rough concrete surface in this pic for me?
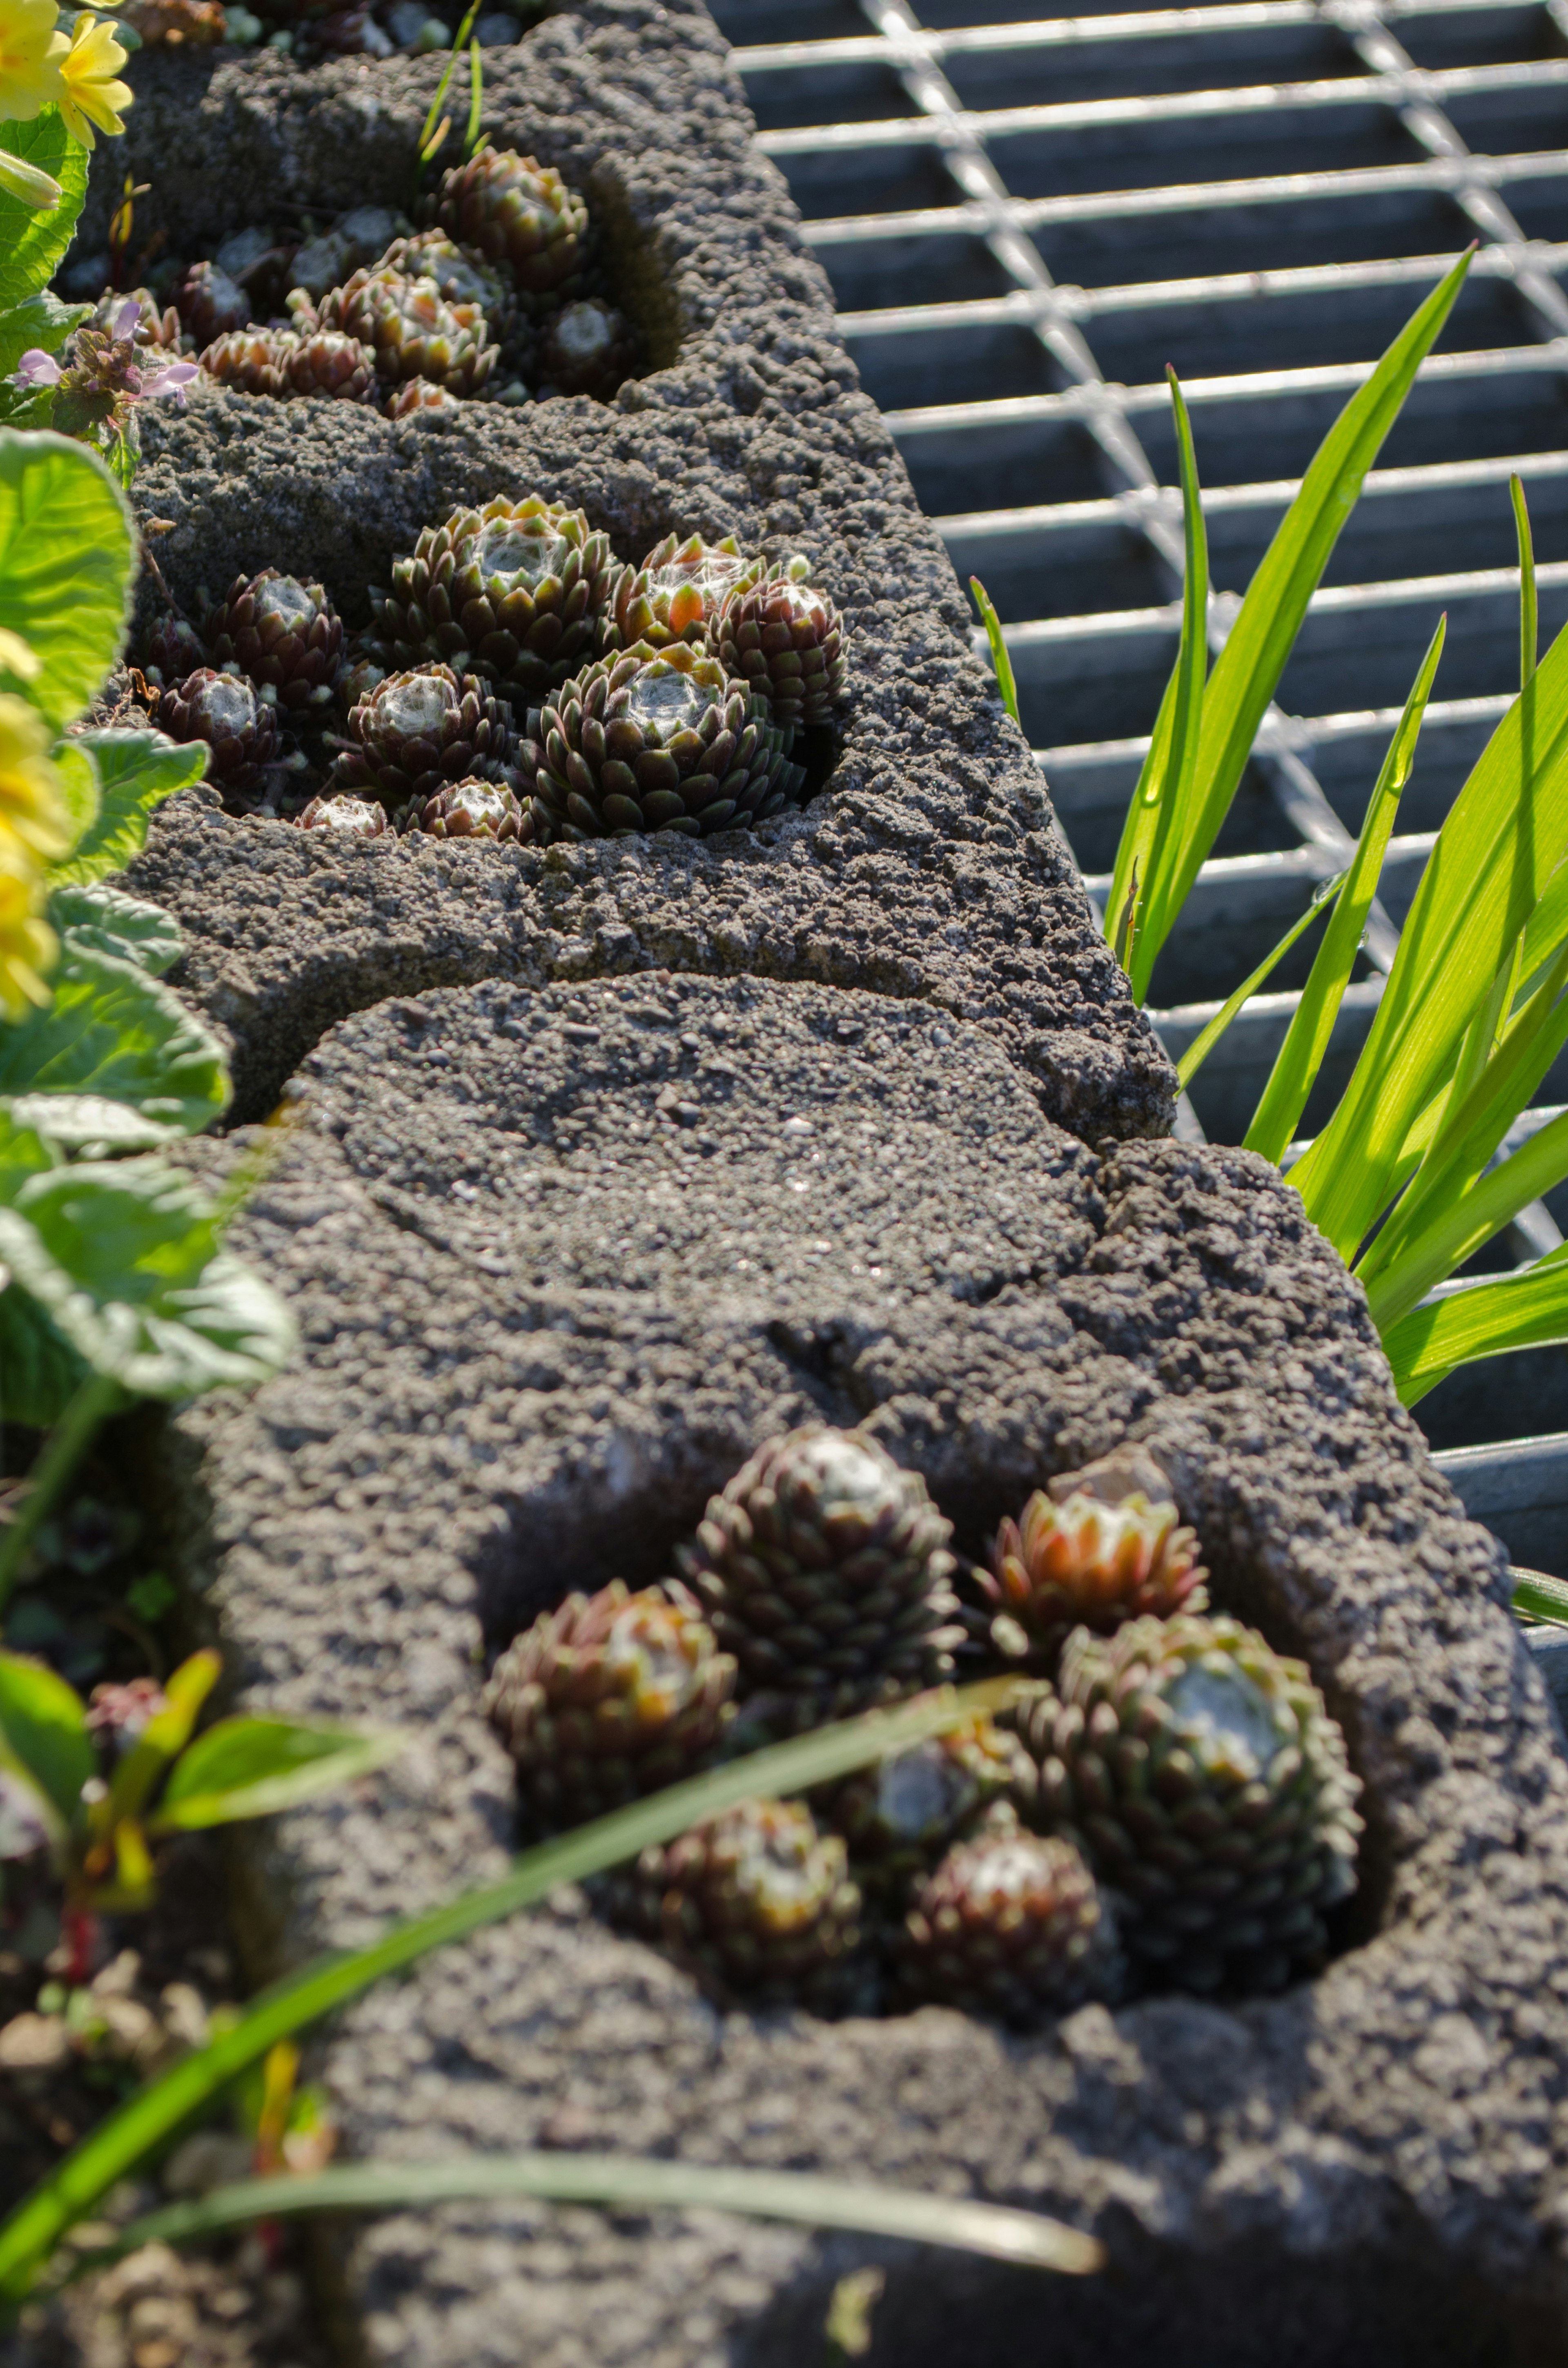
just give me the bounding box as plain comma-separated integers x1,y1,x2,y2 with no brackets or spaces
157,970,1568,2368
106,0,1173,1144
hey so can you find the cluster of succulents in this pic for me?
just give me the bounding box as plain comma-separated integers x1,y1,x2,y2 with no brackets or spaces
483,1427,1364,2026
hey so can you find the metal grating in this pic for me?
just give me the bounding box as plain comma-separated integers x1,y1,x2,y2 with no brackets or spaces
715,0,1568,1572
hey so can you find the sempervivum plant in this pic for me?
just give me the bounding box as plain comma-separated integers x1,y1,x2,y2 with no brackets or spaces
540,298,634,401
379,232,519,348
825,1714,1034,1905
176,258,251,347
205,570,344,714
138,611,206,689
405,777,535,842
294,793,392,838
677,1426,964,1731
893,1828,1122,2027
334,664,514,812
201,328,377,403
979,1488,1209,1673
484,1581,736,1834
303,268,494,398
153,668,283,808
374,495,619,705
385,377,463,419
606,533,767,656
519,642,795,843
1020,1613,1363,1993
713,574,848,737
627,1798,873,2013
423,146,588,312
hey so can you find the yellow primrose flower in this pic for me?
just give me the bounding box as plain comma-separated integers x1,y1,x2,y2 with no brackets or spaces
0,850,54,1017
0,693,70,862
58,12,131,150
0,0,68,127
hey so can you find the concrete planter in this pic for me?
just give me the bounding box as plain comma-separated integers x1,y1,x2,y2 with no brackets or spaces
80,4,1568,2360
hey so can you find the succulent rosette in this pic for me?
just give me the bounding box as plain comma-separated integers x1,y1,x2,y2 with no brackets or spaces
294,794,392,838
138,611,206,688
379,232,518,347
519,641,799,843
605,533,767,656
205,569,344,714
385,377,463,419
540,298,634,401
374,495,619,705
405,777,535,842
304,267,494,398
484,1581,736,1833
153,668,283,807
893,1829,1122,2025
175,257,251,346
423,146,588,312
200,328,377,402
979,1487,1209,1672
712,574,847,736
1018,1613,1363,1993
825,1715,1035,1905
333,664,514,812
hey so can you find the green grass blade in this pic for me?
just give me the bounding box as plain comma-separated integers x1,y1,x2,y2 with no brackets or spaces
1383,1241,1568,1405
1107,369,1208,992
463,38,483,158
1513,1565,1568,1625
1514,473,1537,692
1291,609,1568,1261
1157,248,1473,950
1364,1105,1568,1332
1244,616,1445,1165
62,2156,1104,2281
1174,871,1343,1092
0,1678,1019,2305
969,578,1020,728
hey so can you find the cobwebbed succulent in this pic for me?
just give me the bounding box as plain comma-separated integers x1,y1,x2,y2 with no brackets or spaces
385,377,463,419
138,612,206,688
1019,1613,1363,1993
334,664,514,811
153,668,283,807
405,776,535,842
627,1798,873,2013
677,1427,964,1732
374,495,619,705
713,575,847,736
540,298,633,401
980,1489,1209,1672
294,793,392,838
894,1829,1121,2026
519,642,795,843
423,146,588,311
304,268,494,397
484,1581,736,1833
335,650,386,717
200,327,377,402
826,1714,1034,1904
205,570,344,714
176,258,251,346
606,534,767,656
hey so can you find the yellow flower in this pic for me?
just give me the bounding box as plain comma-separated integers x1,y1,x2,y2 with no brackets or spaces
57,12,130,149
0,0,68,127
0,849,54,1017
0,693,70,863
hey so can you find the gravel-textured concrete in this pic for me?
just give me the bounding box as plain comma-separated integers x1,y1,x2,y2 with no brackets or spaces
108,0,1173,1144
158,970,1568,2368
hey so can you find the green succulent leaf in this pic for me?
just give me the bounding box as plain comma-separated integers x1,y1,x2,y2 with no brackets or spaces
0,943,227,1139
48,732,207,890
50,883,184,978
152,1718,403,1833
0,433,134,730
0,1650,90,1829
0,114,88,312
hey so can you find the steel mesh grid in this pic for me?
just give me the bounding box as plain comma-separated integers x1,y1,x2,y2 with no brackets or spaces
714,0,1568,1560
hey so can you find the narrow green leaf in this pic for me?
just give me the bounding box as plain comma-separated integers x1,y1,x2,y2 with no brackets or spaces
1383,1243,1568,1405
0,942,227,1139
0,433,134,730
0,115,87,311
1109,369,1208,995
968,577,1019,727
1514,473,1537,693
1364,1105,1568,1333
1175,870,1343,1091
1514,1565,1568,1625
1292,611,1568,1260
0,1678,1023,2301
151,1718,401,1833
463,37,483,157
1156,249,1473,953
78,2156,1103,2281
0,1651,90,1826
47,732,207,890
102,1651,222,1833
1245,617,1445,1165
49,883,184,978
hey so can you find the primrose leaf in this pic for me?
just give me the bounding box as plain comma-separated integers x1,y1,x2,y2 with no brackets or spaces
0,114,88,312
0,1650,91,1827
0,941,228,1138
50,883,184,977
48,732,208,890
0,432,134,729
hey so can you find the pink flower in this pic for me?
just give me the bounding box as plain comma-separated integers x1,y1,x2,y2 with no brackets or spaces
139,358,198,404
113,296,140,341
15,348,60,388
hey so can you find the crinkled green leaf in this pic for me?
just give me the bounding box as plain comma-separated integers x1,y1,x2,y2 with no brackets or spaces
153,1718,402,1833
0,292,87,383
0,1283,85,1429
48,733,207,890
0,1650,89,1828
49,741,99,859
0,942,227,1138
50,883,184,977
0,115,87,312
0,433,134,729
